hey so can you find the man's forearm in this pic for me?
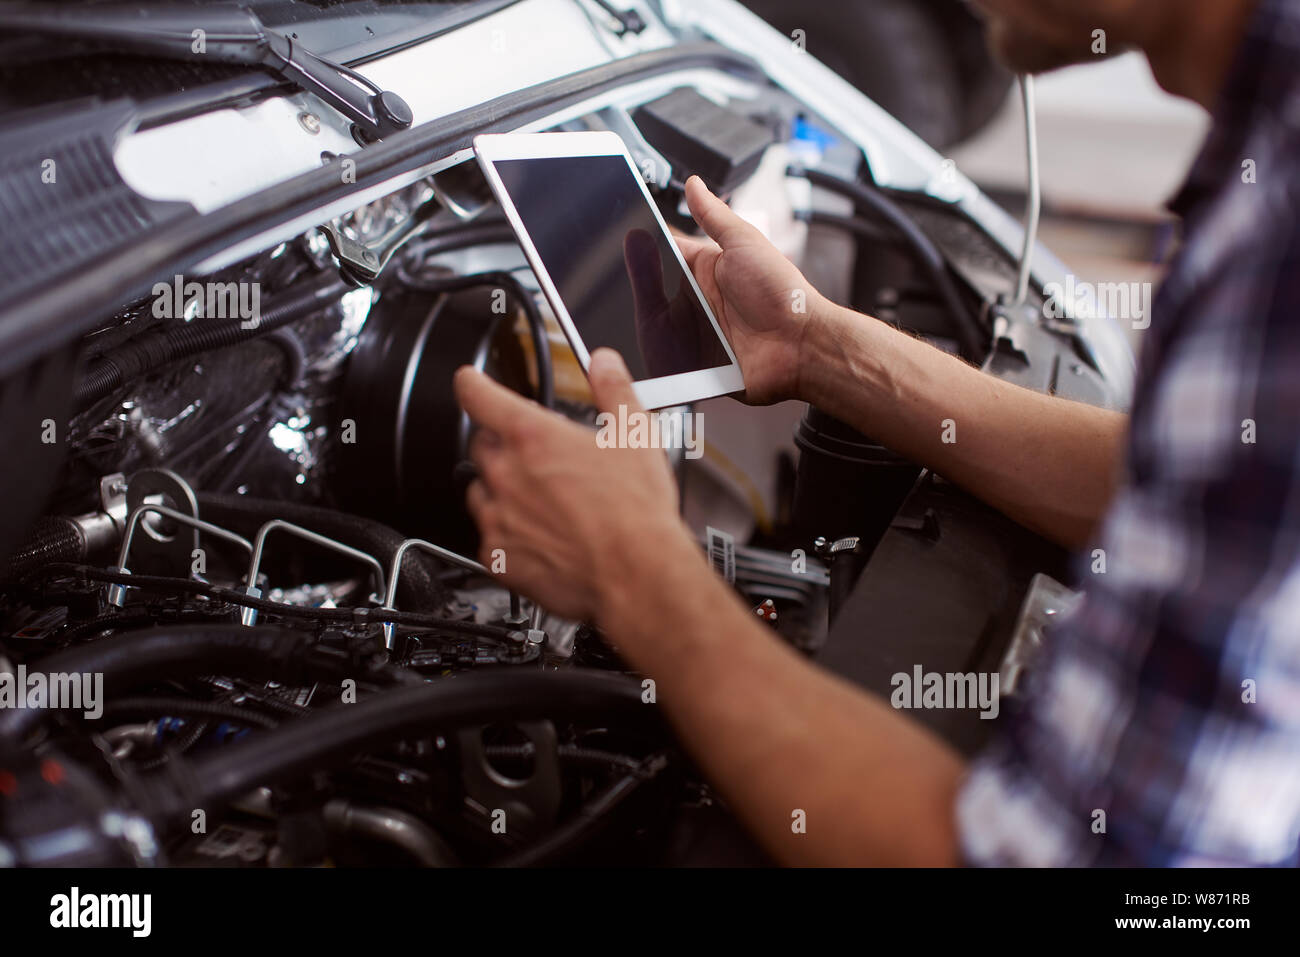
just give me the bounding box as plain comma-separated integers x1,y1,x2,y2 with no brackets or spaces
598,529,966,866
798,302,1128,549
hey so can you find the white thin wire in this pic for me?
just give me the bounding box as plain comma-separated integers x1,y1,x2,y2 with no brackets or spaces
1013,73,1041,307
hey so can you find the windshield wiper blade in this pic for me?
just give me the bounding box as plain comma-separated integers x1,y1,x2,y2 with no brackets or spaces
0,2,413,142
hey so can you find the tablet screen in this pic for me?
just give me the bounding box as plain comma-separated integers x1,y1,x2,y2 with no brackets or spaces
492,155,733,381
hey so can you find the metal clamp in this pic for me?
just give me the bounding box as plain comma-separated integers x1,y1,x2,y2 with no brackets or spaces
379,539,533,651
380,539,487,650
243,520,385,626
318,196,439,284
107,504,253,607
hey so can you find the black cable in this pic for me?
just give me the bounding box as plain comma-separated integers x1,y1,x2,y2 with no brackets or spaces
798,209,899,246
0,623,399,743
139,670,662,824
242,694,311,719
30,563,519,642
262,327,308,389
74,272,347,411
398,220,516,264
103,696,279,731
790,166,985,358
73,219,510,416
394,266,555,410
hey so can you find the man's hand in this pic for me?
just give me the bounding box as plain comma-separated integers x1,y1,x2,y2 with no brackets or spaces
454,348,698,625
623,227,732,379
676,176,831,405
454,289,968,869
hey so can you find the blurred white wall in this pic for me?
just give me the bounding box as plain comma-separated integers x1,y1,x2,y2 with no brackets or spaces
951,52,1209,218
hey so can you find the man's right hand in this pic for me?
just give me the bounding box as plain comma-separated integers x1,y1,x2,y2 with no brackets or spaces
676,175,831,406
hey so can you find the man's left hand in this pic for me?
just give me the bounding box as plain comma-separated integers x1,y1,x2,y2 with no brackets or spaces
454,348,694,625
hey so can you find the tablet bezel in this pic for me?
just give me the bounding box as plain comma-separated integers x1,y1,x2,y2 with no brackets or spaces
473,131,745,410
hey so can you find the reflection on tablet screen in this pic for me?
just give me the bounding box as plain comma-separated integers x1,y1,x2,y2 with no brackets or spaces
493,155,732,381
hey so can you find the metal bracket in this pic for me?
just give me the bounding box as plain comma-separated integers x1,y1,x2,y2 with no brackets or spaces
999,573,1082,697
379,539,531,651
122,468,201,575
459,720,562,841
242,520,385,625
97,473,129,536
318,197,440,285
107,504,253,607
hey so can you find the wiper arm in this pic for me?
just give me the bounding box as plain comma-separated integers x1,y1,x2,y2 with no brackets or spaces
0,2,412,142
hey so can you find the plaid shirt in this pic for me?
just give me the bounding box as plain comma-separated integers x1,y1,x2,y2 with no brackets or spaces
957,0,1300,866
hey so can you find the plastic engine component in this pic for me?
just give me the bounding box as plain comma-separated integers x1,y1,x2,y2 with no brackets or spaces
633,87,774,194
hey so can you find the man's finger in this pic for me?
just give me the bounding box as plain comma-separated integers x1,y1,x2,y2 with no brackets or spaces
588,348,644,416
684,175,765,249
454,366,541,435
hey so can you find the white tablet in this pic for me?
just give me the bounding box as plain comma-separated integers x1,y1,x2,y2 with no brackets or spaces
473,131,745,410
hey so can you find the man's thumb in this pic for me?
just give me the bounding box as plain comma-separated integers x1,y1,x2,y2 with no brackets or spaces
589,348,643,414
684,175,763,249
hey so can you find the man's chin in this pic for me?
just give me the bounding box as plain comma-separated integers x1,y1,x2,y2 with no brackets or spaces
986,19,1098,75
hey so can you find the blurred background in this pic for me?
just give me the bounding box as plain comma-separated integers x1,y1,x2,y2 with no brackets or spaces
951,52,1205,356
741,0,1210,358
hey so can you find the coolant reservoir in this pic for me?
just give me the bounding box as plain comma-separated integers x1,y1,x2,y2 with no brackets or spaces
728,144,810,268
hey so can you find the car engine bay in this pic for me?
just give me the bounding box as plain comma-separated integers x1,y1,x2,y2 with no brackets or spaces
0,0,1132,868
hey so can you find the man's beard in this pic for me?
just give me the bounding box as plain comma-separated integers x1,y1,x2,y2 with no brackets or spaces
985,16,1110,74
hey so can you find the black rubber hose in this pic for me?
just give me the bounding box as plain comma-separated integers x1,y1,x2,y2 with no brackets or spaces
74,272,347,410
0,515,87,581
195,492,447,612
322,800,458,867
0,624,394,743
496,754,667,867
103,696,279,731
798,209,898,246
141,669,659,824
394,267,555,410
791,166,985,359
262,327,307,389
399,221,516,264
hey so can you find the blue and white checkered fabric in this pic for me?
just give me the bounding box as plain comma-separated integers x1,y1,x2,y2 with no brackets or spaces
958,0,1300,866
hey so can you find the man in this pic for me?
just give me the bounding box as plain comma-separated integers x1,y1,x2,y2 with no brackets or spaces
454,0,1300,865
